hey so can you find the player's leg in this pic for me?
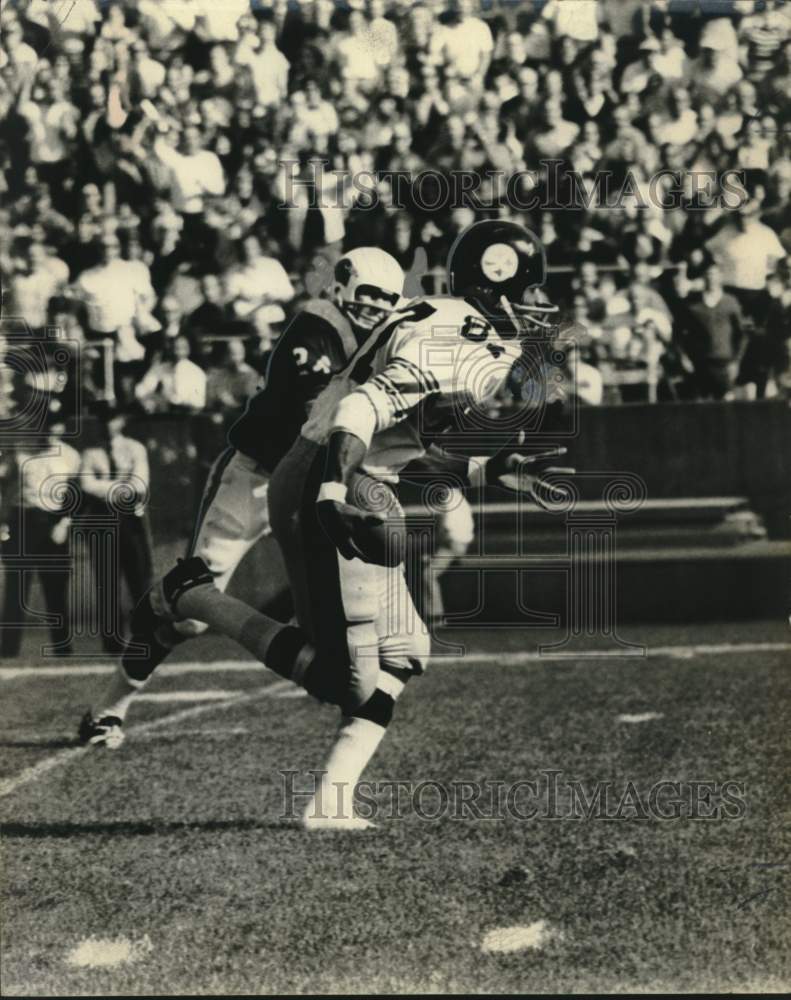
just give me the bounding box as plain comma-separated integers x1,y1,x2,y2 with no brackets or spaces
288,463,427,829
425,488,475,623
80,450,274,745
119,440,336,695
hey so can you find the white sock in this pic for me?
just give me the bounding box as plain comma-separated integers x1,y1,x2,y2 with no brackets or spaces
306,716,386,822
96,664,145,721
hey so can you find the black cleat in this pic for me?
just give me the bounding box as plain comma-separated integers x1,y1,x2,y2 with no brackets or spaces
78,711,125,749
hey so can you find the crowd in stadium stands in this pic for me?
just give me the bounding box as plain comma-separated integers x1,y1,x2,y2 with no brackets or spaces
1,0,790,424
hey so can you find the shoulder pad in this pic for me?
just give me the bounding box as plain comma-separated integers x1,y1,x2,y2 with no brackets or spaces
300,298,358,360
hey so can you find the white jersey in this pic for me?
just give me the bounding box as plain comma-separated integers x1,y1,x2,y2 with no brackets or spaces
302,296,522,482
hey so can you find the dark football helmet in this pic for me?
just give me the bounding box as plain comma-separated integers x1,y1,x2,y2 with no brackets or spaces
447,220,558,335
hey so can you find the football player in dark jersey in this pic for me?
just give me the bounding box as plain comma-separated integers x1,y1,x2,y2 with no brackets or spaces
79,248,406,749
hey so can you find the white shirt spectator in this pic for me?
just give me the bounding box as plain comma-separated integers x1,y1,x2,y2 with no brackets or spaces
48,0,101,35
153,136,225,214
135,357,207,409
194,0,249,43
368,14,399,69
80,434,150,515
5,35,38,74
543,0,599,42
336,31,381,85
137,1,196,48
133,53,167,98
19,99,79,164
292,97,340,146
225,256,295,318
235,40,289,107
429,15,493,79
74,258,156,333
18,444,81,512
737,137,772,170
11,256,69,328
708,220,787,290
574,359,604,405
655,109,698,147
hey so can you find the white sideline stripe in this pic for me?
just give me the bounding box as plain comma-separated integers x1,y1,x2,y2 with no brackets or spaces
0,659,259,680
0,680,293,800
2,642,790,681
135,690,240,703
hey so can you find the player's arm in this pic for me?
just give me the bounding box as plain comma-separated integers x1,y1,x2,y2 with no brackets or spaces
425,439,574,509
314,345,433,562
315,390,384,563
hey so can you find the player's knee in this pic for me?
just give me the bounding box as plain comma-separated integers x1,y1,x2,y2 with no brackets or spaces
380,628,431,678
173,618,209,638
436,491,474,557
349,686,395,727
300,622,380,711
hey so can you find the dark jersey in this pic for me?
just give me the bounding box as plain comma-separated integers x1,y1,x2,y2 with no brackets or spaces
227,299,358,471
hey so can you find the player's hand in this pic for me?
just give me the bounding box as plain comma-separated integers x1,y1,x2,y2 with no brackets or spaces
492,447,575,510
50,517,70,545
316,498,387,563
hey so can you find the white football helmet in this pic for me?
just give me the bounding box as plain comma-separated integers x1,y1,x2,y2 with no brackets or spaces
332,247,405,332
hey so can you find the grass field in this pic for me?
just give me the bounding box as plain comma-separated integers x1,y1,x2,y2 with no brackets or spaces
1,620,789,995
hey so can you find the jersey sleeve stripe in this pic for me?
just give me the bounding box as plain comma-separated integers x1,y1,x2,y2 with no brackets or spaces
390,356,440,394
370,378,412,420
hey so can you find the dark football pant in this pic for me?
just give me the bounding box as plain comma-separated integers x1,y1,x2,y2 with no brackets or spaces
1,506,72,657
268,436,430,714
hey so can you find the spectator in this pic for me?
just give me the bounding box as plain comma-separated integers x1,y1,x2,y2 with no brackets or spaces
145,295,197,362
290,78,340,148
151,121,226,239
128,39,166,101
223,235,295,320
334,8,381,95
429,0,494,87
185,273,229,346
206,338,260,412
78,405,153,652
8,238,69,330
692,19,743,101
135,335,207,413
532,99,580,159
3,0,789,419
562,340,604,406
18,74,79,210
0,417,80,658
678,262,744,401
706,205,787,323
543,0,599,44
235,15,290,109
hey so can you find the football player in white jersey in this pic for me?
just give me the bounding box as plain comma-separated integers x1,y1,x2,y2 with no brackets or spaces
78,247,406,749
139,221,571,828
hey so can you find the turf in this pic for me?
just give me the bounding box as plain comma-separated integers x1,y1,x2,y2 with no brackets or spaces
1,622,789,995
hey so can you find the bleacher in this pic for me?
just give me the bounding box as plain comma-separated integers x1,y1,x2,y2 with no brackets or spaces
404,491,790,625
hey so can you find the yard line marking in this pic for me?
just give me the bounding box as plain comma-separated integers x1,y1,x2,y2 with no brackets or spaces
1,642,790,681
66,935,153,969
481,922,559,954
135,690,241,703
617,712,665,724
0,680,293,800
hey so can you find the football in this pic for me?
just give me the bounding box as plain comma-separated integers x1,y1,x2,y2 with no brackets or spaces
347,470,406,567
